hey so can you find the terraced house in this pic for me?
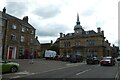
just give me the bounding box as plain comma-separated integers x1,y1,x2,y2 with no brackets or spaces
55,13,119,58
1,7,41,59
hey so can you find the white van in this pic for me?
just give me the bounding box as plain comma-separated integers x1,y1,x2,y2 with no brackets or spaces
44,50,57,60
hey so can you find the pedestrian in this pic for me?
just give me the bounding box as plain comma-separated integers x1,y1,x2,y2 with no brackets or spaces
29,49,34,64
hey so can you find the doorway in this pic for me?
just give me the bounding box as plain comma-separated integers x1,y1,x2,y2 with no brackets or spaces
8,46,16,59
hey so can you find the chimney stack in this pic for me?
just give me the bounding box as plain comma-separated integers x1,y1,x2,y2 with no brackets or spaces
97,27,101,33
51,40,53,44
36,36,38,40
60,33,63,38
101,30,104,36
3,7,6,13
23,16,28,23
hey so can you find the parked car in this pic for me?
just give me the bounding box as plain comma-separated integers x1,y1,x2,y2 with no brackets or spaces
61,55,70,61
116,56,120,61
69,54,83,63
86,57,99,64
0,60,19,73
100,56,116,66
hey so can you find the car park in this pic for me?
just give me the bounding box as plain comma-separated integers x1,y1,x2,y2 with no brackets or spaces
0,60,19,73
86,56,99,64
100,56,115,66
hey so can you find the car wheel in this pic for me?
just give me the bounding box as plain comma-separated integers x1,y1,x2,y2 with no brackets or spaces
10,66,18,73
100,64,103,66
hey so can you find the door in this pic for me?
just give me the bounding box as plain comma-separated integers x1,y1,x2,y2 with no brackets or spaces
8,47,16,59
8,49,12,59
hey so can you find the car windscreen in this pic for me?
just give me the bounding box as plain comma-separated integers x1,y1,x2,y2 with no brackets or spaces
102,57,111,60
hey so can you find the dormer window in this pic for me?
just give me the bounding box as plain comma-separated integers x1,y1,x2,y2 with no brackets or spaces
12,24,16,29
86,31,89,34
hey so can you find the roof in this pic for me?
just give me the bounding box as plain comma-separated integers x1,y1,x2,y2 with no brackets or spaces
74,24,82,30
0,11,36,30
59,29,104,40
34,39,41,46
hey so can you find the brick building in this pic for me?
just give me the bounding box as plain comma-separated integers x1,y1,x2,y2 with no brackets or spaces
1,7,41,59
55,13,119,58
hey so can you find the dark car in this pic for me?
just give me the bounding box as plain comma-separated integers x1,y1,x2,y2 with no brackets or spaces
86,57,99,64
69,54,83,63
61,55,70,61
116,56,120,61
100,56,115,66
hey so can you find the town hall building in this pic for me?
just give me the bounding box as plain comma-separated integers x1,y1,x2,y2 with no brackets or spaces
55,13,119,58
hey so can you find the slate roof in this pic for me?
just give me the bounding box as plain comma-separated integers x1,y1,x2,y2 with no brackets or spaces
0,11,36,30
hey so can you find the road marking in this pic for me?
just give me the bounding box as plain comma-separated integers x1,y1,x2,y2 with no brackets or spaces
76,69,92,75
10,75,20,79
115,72,119,80
15,71,30,75
66,63,85,66
17,63,84,78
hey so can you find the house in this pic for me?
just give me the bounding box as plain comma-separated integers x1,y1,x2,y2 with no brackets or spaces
1,7,41,59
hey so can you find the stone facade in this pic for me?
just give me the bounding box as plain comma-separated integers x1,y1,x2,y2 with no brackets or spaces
55,14,119,58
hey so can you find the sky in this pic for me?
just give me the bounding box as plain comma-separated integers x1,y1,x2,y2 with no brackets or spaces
0,0,119,47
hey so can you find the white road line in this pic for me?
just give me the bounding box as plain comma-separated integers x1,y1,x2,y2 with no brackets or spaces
18,63,84,78
115,72,119,80
76,69,92,75
15,71,30,75
10,75,20,79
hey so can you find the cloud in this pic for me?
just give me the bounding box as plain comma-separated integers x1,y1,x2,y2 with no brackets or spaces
32,5,61,19
96,20,105,27
6,2,28,17
36,23,69,37
80,9,95,17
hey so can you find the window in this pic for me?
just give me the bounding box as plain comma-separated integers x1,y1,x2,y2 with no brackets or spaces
64,42,71,47
21,36,24,42
11,34,16,40
19,47,24,58
31,30,34,34
27,28,29,31
19,47,24,54
31,39,33,43
86,31,89,34
1,18,7,26
91,40,95,46
22,27,25,32
86,40,96,46
12,24,16,29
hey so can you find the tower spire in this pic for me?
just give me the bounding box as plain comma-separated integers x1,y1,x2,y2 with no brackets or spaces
76,13,80,25
77,13,79,22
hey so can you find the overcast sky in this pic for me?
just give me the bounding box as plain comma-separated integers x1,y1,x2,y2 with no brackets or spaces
0,0,119,47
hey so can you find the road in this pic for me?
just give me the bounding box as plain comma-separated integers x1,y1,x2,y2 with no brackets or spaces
2,59,118,80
